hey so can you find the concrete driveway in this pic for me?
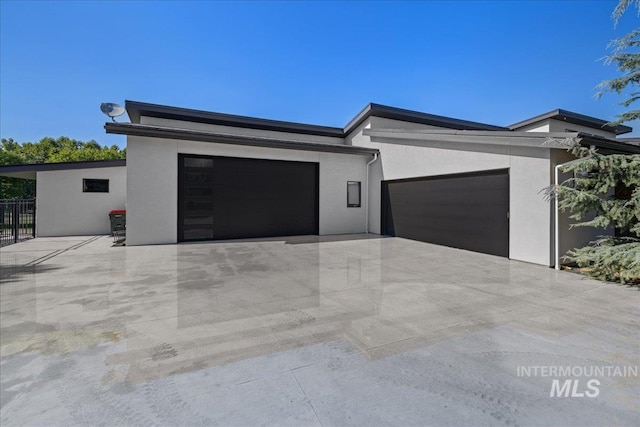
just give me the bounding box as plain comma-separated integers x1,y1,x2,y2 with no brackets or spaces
1,235,638,426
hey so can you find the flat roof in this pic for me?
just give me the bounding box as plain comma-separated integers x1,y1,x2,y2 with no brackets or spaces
124,100,507,137
0,159,126,179
508,109,632,135
345,103,508,133
125,100,345,137
105,123,379,156
118,101,634,148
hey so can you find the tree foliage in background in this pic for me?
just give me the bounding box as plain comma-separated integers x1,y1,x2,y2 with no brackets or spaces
596,0,640,124
0,137,126,199
552,143,639,285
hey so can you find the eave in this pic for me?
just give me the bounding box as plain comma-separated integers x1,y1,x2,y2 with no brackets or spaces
105,122,379,156
0,159,126,179
363,128,640,154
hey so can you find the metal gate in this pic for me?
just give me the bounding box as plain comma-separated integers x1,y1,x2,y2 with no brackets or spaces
0,199,36,247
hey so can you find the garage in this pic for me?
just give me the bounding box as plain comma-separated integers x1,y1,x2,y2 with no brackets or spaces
381,169,509,257
178,154,319,242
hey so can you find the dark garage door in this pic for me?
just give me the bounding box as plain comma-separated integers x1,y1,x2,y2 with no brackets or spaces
178,155,319,242
382,169,509,257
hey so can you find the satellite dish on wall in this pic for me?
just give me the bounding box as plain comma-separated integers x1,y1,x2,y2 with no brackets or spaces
100,103,125,122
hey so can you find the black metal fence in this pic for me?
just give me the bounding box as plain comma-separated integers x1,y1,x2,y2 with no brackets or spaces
0,199,36,247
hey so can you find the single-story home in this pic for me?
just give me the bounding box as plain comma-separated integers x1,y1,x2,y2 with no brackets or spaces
2,101,638,268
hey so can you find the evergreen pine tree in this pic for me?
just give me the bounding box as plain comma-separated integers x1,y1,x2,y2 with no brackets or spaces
550,0,640,285
596,0,640,124
552,143,639,284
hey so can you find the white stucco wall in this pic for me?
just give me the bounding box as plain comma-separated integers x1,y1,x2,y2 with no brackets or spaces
35,167,126,237
347,118,553,266
126,135,370,246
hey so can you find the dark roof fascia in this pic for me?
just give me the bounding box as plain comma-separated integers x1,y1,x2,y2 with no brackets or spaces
617,137,640,145
126,100,508,139
343,103,508,134
509,109,632,135
125,100,345,138
105,122,380,156
579,133,640,154
0,159,126,173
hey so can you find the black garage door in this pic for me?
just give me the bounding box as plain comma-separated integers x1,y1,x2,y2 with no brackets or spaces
178,155,319,242
382,169,509,257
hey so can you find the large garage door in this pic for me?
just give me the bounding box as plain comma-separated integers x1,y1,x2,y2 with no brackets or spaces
382,169,509,257
178,155,319,242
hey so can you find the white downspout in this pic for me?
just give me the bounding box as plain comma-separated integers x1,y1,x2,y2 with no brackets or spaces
365,153,379,234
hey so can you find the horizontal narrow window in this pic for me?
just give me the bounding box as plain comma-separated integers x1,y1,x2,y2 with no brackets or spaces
83,179,109,193
347,181,361,208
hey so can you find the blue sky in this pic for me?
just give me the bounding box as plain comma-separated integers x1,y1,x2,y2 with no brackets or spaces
1,1,638,148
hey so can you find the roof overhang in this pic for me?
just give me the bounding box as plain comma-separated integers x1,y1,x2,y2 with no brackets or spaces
0,159,126,179
124,100,507,137
125,100,345,137
343,103,508,134
508,109,632,135
363,128,640,154
579,134,640,154
364,129,580,148
105,122,379,156
0,170,37,179
618,137,640,146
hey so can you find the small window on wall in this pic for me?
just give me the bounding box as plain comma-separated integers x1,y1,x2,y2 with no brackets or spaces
347,181,361,207
83,179,109,193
